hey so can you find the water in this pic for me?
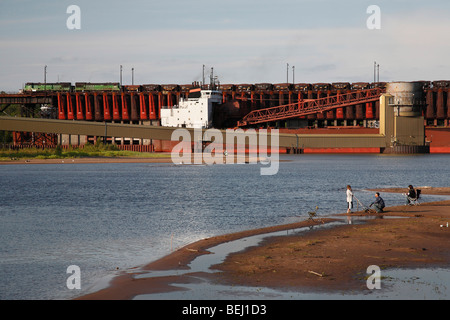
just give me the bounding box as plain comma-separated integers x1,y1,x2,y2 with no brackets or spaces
134,267,450,300
135,221,450,300
0,154,449,300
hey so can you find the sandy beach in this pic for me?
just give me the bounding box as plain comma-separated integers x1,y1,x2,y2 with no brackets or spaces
76,186,450,300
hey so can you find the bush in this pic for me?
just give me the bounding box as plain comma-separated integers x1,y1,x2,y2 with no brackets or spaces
55,145,63,157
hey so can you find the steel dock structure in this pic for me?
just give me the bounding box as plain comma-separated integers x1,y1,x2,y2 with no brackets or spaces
1,80,449,153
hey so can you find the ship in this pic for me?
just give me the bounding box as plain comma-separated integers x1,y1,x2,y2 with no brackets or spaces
160,83,222,129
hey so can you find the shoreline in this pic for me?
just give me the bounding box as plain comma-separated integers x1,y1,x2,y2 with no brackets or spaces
212,199,450,293
2,152,449,166
0,155,173,165
0,154,281,166
367,186,450,196
76,218,336,300
76,187,450,300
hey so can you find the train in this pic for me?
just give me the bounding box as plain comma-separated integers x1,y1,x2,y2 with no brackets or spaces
23,82,165,93
22,80,450,94
20,80,450,129
23,82,72,92
24,82,121,93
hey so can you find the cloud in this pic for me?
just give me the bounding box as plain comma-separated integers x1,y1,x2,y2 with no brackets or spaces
0,6,449,91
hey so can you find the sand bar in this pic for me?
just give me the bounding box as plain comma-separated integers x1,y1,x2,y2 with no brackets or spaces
76,187,450,299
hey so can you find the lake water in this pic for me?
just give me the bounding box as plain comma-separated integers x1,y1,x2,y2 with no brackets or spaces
0,154,449,300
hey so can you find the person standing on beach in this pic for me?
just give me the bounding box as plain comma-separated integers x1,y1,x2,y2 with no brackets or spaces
346,185,354,213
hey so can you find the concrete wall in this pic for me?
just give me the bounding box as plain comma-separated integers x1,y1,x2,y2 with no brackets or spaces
394,116,425,146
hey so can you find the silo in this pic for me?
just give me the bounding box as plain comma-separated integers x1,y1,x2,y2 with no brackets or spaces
385,82,425,116
384,82,427,151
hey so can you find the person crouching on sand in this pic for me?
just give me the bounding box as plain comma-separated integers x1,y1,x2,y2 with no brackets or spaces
370,192,385,213
346,185,353,213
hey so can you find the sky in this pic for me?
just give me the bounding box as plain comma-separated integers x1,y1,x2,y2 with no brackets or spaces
0,0,449,92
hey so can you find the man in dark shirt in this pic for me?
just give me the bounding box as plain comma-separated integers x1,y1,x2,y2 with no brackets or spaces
370,192,385,213
406,185,417,205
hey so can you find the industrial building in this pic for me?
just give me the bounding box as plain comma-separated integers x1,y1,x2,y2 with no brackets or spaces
1,80,449,153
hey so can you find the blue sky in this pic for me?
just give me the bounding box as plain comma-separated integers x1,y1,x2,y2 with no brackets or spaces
0,0,449,91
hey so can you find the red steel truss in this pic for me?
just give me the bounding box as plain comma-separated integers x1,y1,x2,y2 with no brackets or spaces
237,88,384,126
13,131,57,147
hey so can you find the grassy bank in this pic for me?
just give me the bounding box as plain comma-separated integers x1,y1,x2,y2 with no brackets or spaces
0,143,169,161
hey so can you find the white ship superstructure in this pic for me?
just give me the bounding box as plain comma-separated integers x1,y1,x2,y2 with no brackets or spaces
160,86,222,129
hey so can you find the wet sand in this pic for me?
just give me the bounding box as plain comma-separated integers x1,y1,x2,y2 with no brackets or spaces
212,200,450,293
76,187,450,300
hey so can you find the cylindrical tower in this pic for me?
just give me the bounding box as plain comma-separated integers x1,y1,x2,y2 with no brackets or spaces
385,82,425,116
383,81,427,153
